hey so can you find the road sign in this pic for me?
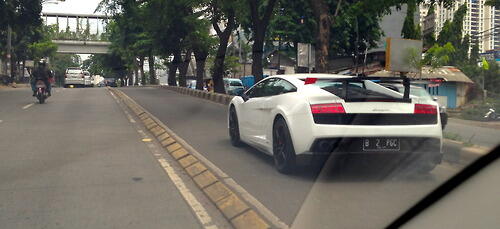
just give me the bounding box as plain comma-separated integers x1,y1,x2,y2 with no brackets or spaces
385,38,423,73
297,43,315,71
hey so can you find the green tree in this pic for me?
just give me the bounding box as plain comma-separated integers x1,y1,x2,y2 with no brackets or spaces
308,0,453,73
437,4,467,48
423,42,455,70
401,0,421,39
246,0,279,82
485,0,500,7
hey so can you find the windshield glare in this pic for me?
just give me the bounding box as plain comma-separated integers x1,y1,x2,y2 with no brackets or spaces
1,1,498,229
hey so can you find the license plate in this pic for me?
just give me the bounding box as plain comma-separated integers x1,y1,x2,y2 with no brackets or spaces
362,138,400,151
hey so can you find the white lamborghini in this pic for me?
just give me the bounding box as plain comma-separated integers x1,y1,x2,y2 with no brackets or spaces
228,74,443,174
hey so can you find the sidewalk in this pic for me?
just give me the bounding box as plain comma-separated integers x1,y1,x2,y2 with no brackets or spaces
449,118,500,130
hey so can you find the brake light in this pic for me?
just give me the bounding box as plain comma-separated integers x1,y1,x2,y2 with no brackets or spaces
305,77,317,85
311,103,345,114
414,104,437,114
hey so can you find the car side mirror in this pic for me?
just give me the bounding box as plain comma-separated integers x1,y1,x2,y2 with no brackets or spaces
241,93,250,102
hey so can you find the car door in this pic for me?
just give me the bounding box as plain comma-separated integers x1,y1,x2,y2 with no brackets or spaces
258,79,298,144
238,78,278,146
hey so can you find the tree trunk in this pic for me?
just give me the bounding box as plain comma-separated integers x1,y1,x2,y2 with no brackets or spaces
178,50,192,87
310,0,331,73
248,0,278,82
194,50,208,90
212,33,231,94
251,28,265,82
168,51,181,86
148,54,156,85
139,56,146,85
212,8,235,94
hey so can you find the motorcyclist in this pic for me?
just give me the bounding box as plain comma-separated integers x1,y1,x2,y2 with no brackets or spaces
31,59,53,97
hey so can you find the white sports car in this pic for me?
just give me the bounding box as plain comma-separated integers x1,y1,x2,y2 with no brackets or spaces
228,74,443,174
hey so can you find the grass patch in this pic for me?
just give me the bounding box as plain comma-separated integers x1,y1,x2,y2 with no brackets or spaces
460,97,500,121
443,132,462,141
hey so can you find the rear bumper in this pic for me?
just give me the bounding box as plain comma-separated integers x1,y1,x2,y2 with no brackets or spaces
65,79,85,85
308,137,441,163
287,113,443,156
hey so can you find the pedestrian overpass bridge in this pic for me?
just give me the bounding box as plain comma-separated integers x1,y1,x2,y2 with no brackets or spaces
52,40,111,54
42,12,111,54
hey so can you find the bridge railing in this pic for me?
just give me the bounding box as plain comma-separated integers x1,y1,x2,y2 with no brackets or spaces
42,12,110,42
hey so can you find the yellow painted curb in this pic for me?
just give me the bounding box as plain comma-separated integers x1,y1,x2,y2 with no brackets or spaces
203,181,232,203
178,155,198,168
157,132,171,142
216,194,250,220
171,148,189,160
166,143,182,153
231,210,270,229
185,162,208,177
193,170,218,189
161,137,176,147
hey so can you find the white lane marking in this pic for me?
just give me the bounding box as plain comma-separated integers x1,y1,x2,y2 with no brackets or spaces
157,158,217,229
22,103,34,110
109,90,118,100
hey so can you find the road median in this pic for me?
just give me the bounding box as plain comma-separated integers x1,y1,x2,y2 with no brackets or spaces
108,87,271,229
160,85,234,105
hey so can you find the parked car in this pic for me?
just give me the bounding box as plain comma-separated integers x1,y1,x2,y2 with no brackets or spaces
381,83,448,129
223,78,245,95
104,78,117,87
83,71,93,87
64,67,85,88
228,75,443,174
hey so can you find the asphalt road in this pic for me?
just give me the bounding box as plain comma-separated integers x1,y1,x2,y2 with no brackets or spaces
121,87,471,228
0,87,222,229
444,118,500,148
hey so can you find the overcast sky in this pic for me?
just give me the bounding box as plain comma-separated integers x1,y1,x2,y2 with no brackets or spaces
42,0,103,14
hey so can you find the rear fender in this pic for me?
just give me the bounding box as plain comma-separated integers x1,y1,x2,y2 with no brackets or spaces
268,98,312,155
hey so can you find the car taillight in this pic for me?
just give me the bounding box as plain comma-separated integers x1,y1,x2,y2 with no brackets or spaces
305,77,317,85
311,103,345,114
414,104,437,114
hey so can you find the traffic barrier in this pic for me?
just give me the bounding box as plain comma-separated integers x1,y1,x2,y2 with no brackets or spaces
161,86,235,106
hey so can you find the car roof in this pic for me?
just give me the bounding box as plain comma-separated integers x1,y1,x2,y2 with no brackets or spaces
265,74,355,87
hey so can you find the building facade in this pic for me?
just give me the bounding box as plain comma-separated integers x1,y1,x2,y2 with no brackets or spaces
420,0,500,53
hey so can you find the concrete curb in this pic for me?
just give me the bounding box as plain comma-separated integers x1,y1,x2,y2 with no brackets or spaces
108,88,270,229
443,139,490,165
160,85,235,105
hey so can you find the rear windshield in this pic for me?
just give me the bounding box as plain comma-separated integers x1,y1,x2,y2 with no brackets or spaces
67,69,82,74
230,81,242,86
312,80,396,100
391,85,433,101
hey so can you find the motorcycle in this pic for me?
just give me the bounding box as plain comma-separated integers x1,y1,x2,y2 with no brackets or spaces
484,108,499,121
35,80,48,104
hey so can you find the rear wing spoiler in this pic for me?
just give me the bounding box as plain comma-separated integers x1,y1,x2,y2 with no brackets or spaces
314,76,442,103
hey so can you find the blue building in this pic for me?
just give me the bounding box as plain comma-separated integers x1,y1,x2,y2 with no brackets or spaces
373,66,474,108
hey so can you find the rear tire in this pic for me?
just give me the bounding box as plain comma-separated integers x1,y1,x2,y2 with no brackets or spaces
37,93,45,104
229,107,242,147
273,117,296,174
